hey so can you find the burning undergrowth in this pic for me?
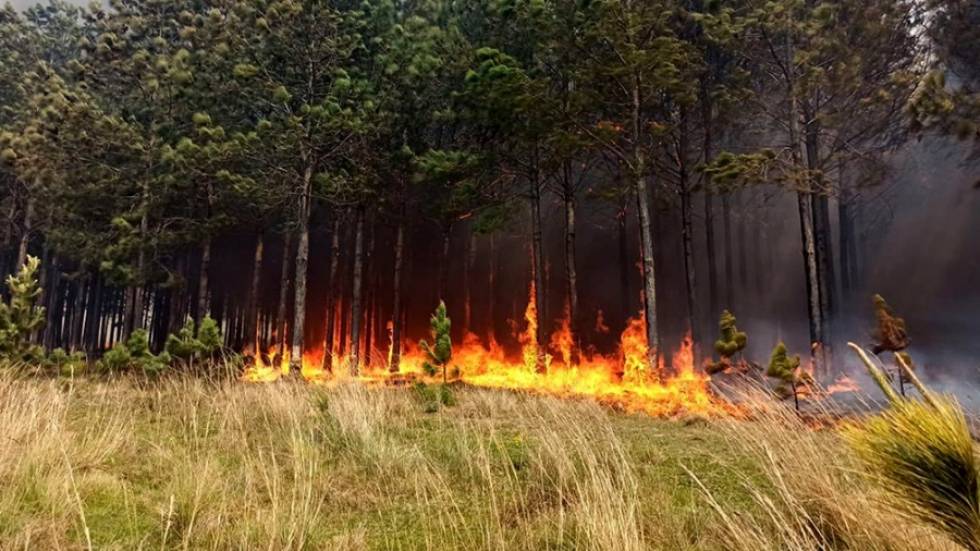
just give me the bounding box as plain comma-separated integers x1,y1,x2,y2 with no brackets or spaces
245,282,730,417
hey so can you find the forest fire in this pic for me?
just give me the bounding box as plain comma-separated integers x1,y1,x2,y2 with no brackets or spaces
244,288,725,418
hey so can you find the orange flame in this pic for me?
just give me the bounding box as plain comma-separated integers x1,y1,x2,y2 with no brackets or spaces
244,292,727,417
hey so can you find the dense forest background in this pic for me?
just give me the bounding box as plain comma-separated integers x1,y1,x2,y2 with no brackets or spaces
0,0,977,376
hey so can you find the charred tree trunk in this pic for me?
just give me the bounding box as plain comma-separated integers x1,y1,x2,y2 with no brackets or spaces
289,163,315,374
390,219,405,373
349,209,366,375
323,218,342,372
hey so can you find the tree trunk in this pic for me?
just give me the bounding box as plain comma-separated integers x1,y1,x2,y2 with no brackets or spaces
196,239,211,323
562,169,580,356
323,218,342,371
289,164,315,374
276,233,293,356
349,209,366,375
15,195,33,270
246,233,264,354
530,170,548,373
617,204,630,319
85,273,103,354
700,80,720,321
362,223,376,365
488,234,497,343
439,226,451,302
721,194,734,310
631,74,660,371
43,255,61,350
70,278,87,352
390,220,405,373
130,178,151,335
464,228,476,335
679,107,700,358
804,115,833,376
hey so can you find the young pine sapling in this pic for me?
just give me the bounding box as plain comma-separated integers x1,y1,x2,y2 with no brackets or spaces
420,301,453,384
707,310,748,375
766,342,812,411
0,256,45,363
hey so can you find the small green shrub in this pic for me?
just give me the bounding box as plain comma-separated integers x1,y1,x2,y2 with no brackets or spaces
97,329,170,375
412,382,455,413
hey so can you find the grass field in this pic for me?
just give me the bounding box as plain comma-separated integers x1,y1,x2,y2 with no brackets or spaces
0,374,959,550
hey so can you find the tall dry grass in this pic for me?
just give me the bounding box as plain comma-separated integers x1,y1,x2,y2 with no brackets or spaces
690,385,960,550
0,370,970,550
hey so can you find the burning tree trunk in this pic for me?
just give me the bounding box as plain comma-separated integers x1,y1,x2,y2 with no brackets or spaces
530,170,548,373
289,163,315,374
323,218,342,372
349,208,366,375
389,219,405,373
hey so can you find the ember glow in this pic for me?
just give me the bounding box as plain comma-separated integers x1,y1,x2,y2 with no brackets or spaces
245,286,727,418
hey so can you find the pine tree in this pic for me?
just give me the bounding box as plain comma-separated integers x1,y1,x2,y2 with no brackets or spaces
766,342,812,411
420,301,453,384
0,256,45,363
706,309,747,374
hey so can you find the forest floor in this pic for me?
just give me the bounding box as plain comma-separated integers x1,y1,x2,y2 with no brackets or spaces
0,373,958,550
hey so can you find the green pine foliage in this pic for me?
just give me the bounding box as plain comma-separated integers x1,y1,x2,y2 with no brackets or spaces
0,256,45,363
707,310,748,375
165,316,224,367
766,342,812,407
420,301,453,383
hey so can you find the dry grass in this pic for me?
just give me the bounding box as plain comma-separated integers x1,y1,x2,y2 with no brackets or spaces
0,372,969,550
